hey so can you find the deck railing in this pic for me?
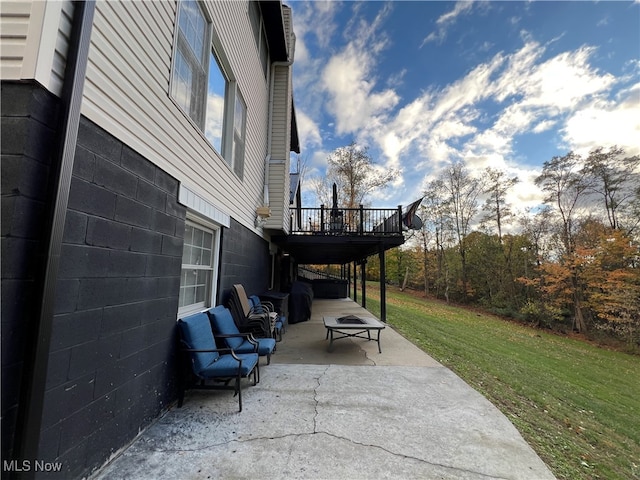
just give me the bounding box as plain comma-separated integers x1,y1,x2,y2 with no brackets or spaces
290,205,403,236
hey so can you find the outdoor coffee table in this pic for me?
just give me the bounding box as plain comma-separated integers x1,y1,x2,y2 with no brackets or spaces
323,315,386,353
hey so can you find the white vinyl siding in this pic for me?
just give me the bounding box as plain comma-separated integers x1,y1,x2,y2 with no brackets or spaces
82,0,272,232
265,160,290,232
269,64,291,160
49,1,73,94
264,63,292,231
0,0,31,79
0,0,71,95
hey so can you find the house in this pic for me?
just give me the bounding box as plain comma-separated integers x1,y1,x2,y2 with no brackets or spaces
1,1,298,477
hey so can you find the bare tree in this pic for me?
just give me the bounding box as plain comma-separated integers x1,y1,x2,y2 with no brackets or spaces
442,162,481,301
423,179,455,300
536,152,592,256
482,167,518,243
583,146,640,234
325,142,398,208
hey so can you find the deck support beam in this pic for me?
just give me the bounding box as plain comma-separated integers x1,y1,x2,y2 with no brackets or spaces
379,246,387,322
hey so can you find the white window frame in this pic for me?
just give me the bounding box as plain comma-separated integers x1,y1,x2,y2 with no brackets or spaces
170,0,211,129
249,1,270,79
178,217,220,317
230,88,247,178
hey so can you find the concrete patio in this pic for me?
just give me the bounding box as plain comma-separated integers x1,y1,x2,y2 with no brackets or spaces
91,298,555,479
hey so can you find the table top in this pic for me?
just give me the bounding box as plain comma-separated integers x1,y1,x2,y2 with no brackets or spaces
323,316,385,330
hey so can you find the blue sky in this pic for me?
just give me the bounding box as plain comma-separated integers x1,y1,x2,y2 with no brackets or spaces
288,0,640,213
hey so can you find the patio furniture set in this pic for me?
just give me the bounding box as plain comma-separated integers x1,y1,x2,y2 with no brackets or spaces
177,285,385,411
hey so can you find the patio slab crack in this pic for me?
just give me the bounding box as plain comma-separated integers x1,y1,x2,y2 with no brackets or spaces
312,364,331,433
139,430,506,480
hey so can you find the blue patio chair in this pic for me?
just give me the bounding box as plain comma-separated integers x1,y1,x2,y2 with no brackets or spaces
207,306,276,365
177,311,259,412
249,295,286,341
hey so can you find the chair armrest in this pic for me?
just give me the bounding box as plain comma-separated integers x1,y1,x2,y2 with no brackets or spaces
181,347,234,355
216,332,259,347
261,301,276,312
181,346,243,362
249,305,270,316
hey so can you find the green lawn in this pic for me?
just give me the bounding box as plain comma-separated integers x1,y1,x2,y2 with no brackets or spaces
362,285,640,480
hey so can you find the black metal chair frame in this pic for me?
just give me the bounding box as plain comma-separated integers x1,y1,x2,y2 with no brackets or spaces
178,341,259,412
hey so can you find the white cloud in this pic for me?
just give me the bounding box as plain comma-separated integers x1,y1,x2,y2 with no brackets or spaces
562,83,640,156
295,109,322,149
523,47,616,109
290,1,341,64
320,5,400,136
421,1,476,47
532,119,556,134
292,1,639,215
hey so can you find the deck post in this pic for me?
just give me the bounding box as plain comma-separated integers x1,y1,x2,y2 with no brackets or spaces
353,261,358,302
361,260,367,309
379,245,387,322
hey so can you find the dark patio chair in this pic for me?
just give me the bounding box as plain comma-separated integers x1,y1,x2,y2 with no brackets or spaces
248,295,286,341
228,284,274,338
177,311,259,412
207,305,276,365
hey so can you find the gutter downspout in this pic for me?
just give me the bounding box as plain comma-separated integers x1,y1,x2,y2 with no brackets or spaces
14,1,95,473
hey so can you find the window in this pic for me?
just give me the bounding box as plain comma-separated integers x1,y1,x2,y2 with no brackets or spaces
171,0,209,127
249,2,270,78
232,91,246,178
205,54,227,153
171,1,247,178
179,221,218,315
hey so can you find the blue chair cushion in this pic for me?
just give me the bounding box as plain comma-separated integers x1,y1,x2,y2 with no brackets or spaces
248,296,259,309
252,337,276,356
178,312,219,376
209,306,276,356
200,352,259,377
209,305,244,350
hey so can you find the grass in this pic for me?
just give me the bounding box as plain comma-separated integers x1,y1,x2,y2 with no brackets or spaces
362,284,640,480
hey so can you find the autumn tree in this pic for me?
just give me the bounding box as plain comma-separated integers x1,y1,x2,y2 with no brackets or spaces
535,152,592,332
575,222,640,346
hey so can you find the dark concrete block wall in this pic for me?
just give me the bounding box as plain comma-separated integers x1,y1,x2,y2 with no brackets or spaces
1,81,60,463
2,82,276,479
36,116,187,478
219,218,271,304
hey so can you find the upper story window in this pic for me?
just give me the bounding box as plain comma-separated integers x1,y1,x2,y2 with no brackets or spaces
249,1,270,79
171,0,209,127
205,54,227,153
171,0,246,179
232,91,247,178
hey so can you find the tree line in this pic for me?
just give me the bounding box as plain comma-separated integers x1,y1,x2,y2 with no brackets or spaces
367,147,640,348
